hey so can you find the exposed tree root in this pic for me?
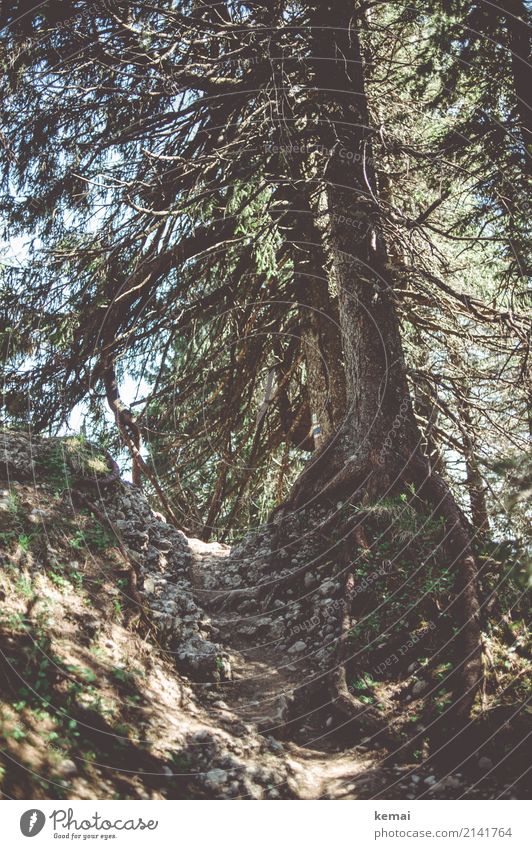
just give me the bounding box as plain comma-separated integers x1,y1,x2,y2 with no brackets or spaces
329,665,383,731
72,447,121,490
409,456,483,722
329,547,383,732
263,444,484,725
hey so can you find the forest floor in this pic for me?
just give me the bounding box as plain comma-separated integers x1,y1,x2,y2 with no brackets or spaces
0,430,529,800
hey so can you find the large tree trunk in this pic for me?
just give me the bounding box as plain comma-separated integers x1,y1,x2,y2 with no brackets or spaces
282,0,419,501
272,0,483,724
298,254,346,444
504,0,532,175
289,193,346,443
269,151,346,445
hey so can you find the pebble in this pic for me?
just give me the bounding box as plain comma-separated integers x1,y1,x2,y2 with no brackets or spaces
29,507,49,522
205,768,228,788
442,775,461,789
412,679,428,697
144,577,156,594
57,759,78,778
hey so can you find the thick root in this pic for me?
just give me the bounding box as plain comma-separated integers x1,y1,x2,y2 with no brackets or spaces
329,665,383,731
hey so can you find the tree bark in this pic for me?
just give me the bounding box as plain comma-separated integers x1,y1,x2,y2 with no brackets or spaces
504,0,532,174
291,200,346,444
457,392,490,534
299,0,419,488
270,161,346,444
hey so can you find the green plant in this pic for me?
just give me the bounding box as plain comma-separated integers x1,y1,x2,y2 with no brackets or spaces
70,524,113,552
16,575,33,597
17,533,33,552
42,445,71,493
111,666,139,686
6,491,19,513
49,571,69,591
8,726,27,741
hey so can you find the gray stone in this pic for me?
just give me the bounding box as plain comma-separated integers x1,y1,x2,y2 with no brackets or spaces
267,737,284,752
205,768,228,788
412,679,428,697
319,580,338,597
441,775,461,789
289,640,307,653
478,757,493,771
29,507,49,522
143,576,156,594
237,624,258,637
57,759,78,777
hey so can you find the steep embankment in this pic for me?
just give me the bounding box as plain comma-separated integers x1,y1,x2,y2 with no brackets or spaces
0,431,528,799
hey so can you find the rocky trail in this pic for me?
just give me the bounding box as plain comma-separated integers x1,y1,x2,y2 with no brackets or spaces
186,536,396,799
188,539,308,733
180,535,496,801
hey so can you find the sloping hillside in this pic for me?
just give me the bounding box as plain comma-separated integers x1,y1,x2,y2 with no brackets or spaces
0,431,529,800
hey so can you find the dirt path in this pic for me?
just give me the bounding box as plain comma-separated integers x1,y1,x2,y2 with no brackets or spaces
185,537,414,800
